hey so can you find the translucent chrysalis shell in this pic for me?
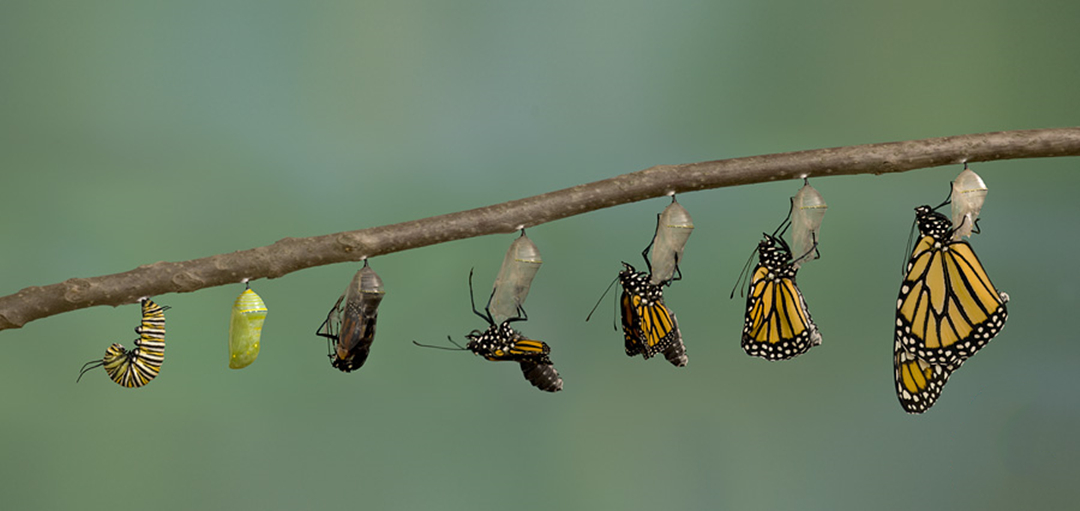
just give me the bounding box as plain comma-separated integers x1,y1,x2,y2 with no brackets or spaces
648,198,694,286
229,288,267,369
337,264,385,371
790,181,827,269
950,165,987,240
488,232,542,324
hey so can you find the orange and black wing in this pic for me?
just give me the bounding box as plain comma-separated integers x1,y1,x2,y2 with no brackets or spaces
896,235,1008,366
620,289,677,359
894,338,961,413
741,265,820,361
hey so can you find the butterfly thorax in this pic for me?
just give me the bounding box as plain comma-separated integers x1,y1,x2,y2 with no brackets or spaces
915,205,953,240
619,263,663,304
757,235,796,280
466,322,516,359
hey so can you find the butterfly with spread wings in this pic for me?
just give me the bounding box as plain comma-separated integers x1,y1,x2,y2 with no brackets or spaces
739,230,822,361
896,205,1008,367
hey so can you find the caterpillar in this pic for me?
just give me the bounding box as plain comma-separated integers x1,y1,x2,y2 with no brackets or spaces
77,298,169,388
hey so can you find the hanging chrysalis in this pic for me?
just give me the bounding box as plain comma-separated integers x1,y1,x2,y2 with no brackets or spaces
790,179,827,268
950,163,987,240
648,197,694,286
414,270,563,393
488,230,542,325
316,260,385,372
228,282,268,369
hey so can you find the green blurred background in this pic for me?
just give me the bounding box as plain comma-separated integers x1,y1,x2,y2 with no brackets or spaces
2,1,1079,509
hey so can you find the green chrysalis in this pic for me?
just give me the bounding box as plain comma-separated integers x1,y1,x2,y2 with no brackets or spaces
229,287,267,369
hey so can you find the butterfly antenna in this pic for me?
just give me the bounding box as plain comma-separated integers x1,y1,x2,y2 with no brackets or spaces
730,245,760,299
412,337,468,351
586,274,620,322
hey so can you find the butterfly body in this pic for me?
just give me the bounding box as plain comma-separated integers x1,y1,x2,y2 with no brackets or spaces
741,234,821,361
463,320,562,392
896,206,1008,367
466,321,553,364
619,263,680,361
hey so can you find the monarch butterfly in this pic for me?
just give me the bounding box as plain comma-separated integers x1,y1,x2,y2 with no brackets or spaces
77,298,170,388
414,270,563,392
228,283,267,369
462,316,563,393
790,179,827,269
618,262,686,366
950,164,987,240
893,338,963,413
647,197,694,286
896,205,1008,367
737,222,822,361
488,230,542,325
316,260,385,373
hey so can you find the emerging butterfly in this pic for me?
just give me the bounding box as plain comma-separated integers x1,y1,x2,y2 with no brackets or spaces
316,260,385,373
414,270,563,392
737,217,822,361
617,262,685,366
588,198,690,367
895,205,1008,368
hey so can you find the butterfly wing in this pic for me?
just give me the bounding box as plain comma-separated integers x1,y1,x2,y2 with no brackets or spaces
894,338,961,413
741,264,821,361
896,236,1008,366
620,288,646,357
629,292,677,359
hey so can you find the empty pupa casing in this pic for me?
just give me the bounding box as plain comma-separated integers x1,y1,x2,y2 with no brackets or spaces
649,199,694,285
790,182,827,268
488,233,542,324
951,166,987,240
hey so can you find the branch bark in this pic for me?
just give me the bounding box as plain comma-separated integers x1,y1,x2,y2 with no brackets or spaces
3,127,1079,332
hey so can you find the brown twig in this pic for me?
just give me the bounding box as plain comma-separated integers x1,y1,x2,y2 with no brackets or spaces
2,127,1079,332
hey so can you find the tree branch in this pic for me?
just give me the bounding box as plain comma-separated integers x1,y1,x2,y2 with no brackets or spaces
3,127,1079,332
